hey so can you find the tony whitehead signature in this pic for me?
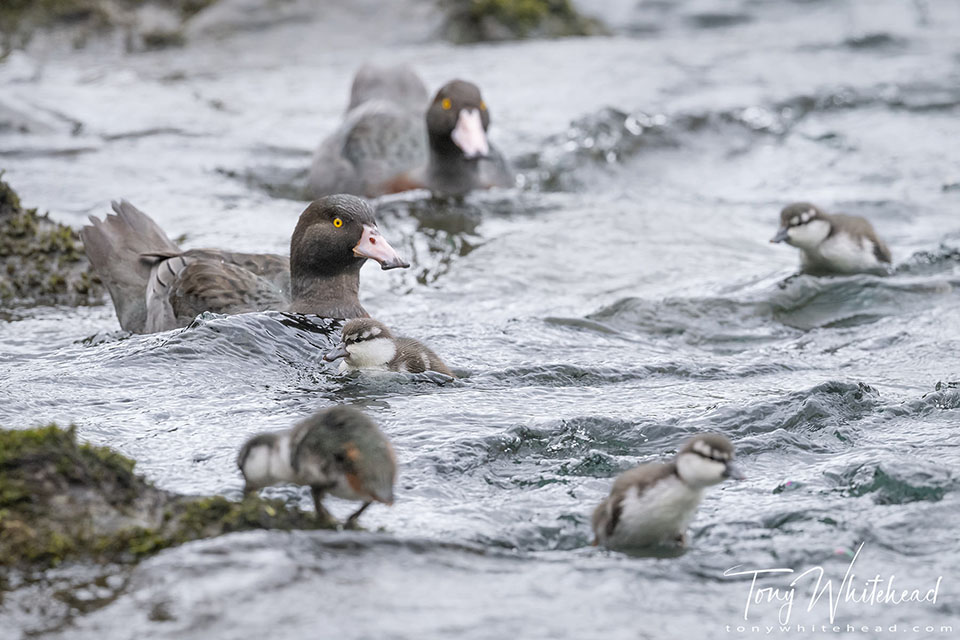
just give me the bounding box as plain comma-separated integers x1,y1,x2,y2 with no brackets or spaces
724,543,943,624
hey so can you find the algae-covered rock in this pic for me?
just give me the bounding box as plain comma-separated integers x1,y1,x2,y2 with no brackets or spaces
0,0,218,54
0,424,332,570
0,175,105,308
441,0,605,43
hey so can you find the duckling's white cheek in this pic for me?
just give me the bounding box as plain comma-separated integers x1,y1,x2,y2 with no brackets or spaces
676,453,726,487
787,220,830,250
242,448,272,487
346,338,396,368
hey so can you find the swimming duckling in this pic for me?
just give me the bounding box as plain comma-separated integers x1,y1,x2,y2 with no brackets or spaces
237,406,396,528
770,202,892,275
592,433,743,551
324,318,454,377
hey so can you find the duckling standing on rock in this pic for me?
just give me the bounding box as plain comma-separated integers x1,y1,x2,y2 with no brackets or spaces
592,433,743,552
324,318,455,377
237,406,396,528
770,202,892,275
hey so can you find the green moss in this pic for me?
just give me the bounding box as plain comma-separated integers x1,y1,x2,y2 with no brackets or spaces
443,0,604,43
0,174,104,306
0,424,331,570
0,1,220,55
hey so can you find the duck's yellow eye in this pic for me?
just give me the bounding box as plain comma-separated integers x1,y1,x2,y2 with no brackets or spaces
441,98,452,110
333,217,343,228
480,101,486,111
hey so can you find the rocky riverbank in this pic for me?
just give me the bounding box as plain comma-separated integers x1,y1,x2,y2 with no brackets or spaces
0,424,331,572
0,177,105,309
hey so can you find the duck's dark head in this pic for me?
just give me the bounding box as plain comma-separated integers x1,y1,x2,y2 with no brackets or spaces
290,195,409,278
426,79,491,160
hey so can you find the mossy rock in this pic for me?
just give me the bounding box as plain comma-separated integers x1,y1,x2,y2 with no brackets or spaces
0,424,333,569
0,174,106,308
0,0,217,54
441,0,606,43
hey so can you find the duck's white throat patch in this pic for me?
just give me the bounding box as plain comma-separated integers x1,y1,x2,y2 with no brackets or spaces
242,437,295,488
344,338,396,370
786,219,830,250
676,452,726,488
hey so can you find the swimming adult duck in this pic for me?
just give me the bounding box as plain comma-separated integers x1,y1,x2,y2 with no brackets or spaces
81,195,408,333
307,66,512,199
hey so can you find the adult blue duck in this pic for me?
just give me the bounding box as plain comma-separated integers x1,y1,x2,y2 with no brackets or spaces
306,65,513,199
81,195,408,333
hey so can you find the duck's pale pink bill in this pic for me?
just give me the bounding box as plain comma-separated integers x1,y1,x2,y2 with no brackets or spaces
451,108,489,159
353,224,409,270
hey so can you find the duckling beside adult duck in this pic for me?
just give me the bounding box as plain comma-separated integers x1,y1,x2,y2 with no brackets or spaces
80,195,408,333
324,318,455,377
306,66,513,199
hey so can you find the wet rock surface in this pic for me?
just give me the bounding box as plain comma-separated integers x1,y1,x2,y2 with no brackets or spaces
441,0,605,43
0,0,218,54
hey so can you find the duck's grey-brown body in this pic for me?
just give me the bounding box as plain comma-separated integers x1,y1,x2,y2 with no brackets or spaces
81,196,407,333
307,68,512,199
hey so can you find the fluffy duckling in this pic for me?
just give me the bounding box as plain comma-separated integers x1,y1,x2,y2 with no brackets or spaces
592,433,743,551
324,318,454,377
770,202,892,275
237,406,396,527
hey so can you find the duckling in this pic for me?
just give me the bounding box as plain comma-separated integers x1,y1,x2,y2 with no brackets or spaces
770,202,892,275
324,318,454,377
592,433,743,551
237,406,396,528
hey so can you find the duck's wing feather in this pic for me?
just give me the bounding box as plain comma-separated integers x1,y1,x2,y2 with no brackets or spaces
340,104,427,197
348,64,428,113
181,249,290,292
80,200,181,333
166,259,289,328
391,337,455,376
831,213,892,264
593,463,678,542
308,101,427,199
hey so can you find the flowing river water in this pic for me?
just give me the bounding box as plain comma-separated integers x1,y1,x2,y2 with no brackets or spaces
1,0,959,638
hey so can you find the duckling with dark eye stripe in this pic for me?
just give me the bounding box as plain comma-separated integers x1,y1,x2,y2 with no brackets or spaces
592,433,743,551
324,318,455,377
238,406,396,528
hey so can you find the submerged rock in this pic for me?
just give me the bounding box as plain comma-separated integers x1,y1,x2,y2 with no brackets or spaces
0,424,332,570
441,0,605,43
0,176,104,308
